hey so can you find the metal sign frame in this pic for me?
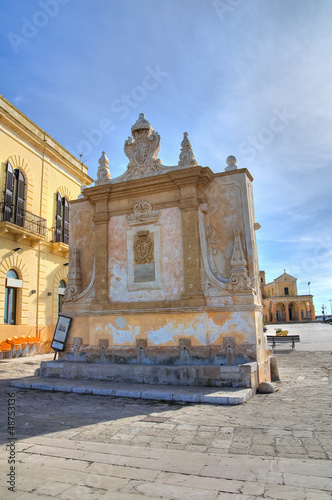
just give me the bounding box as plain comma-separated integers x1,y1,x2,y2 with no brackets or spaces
51,314,72,351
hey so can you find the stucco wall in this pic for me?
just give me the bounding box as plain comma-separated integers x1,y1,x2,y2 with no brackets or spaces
108,207,184,302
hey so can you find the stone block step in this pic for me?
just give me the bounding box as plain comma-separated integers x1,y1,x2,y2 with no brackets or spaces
10,376,252,405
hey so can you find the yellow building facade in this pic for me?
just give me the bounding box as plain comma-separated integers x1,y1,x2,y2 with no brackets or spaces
0,95,92,348
260,271,315,323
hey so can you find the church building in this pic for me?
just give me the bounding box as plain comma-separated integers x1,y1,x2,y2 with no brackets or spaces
260,270,315,323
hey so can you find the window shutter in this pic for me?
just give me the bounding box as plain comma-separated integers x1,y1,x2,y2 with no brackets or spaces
15,170,26,227
62,197,69,244
4,162,14,222
55,193,62,242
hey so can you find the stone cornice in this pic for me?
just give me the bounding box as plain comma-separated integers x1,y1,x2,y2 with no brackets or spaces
64,303,263,316
214,168,254,183
83,165,214,207
167,165,214,188
264,295,313,302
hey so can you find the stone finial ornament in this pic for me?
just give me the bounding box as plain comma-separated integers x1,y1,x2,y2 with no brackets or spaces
225,155,238,172
78,185,87,199
95,151,111,185
178,132,198,167
124,113,162,177
131,113,152,133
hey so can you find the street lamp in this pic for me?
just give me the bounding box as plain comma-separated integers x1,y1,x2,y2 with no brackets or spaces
308,282,311,295
330,299,332,315
322,304,326,321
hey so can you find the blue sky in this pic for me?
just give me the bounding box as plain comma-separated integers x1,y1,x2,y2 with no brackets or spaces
1,0,331,314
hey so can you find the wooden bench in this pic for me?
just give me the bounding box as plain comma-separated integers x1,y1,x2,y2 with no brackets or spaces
266,335,300,350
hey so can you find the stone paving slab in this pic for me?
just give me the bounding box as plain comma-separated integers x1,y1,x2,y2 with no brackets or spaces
264,321,332,351
1,326,332,499
10,375,252,405
8,436,332,500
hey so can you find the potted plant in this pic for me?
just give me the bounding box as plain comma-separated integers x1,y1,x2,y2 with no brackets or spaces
274,328,288,336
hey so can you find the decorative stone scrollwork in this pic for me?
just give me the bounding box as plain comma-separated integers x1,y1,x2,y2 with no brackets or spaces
228,228,254,293
124,113,162,178
200,202,209,214
95,151,111,185
198,203,229,289
127,200,161,226
207,226,217,255
63,285,79,302
178,132,198,167
229,273,252,292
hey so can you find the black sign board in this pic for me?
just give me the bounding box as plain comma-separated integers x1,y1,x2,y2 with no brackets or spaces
51,314,72,351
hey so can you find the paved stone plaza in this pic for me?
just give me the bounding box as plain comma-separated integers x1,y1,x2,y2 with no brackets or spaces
0,323,331,499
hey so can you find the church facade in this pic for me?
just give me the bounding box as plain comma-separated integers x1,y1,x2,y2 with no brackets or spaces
260,271,315,323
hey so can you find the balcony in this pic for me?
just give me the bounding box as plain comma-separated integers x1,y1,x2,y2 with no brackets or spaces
0,202,47,245
50,227,69,257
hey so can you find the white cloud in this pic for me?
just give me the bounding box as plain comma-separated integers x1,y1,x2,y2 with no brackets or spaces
1,0,331,311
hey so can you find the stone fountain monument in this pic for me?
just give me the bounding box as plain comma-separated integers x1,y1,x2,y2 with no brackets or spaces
41,113,271,390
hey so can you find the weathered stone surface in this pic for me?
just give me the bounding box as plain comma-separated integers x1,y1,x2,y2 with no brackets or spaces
39,360,257,388
2,345,332,500
257,381,275,393
60,114,271,388
270,355,280,381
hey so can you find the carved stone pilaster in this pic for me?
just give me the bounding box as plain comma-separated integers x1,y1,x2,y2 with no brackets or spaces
180,204,205,301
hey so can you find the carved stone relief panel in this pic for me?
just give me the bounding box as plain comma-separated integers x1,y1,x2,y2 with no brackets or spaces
127,224,161,291
208,183,244,278
134,230,155,283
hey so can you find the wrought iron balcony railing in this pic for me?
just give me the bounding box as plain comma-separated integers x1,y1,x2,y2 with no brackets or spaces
0,202,47,237
51,227,69,245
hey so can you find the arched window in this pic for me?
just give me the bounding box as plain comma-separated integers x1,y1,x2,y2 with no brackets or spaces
55,193,69,244
3,163,26,227
4,269,22,324
58,280,66,313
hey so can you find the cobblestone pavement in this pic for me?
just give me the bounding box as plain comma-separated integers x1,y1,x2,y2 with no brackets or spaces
0,327,331,499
